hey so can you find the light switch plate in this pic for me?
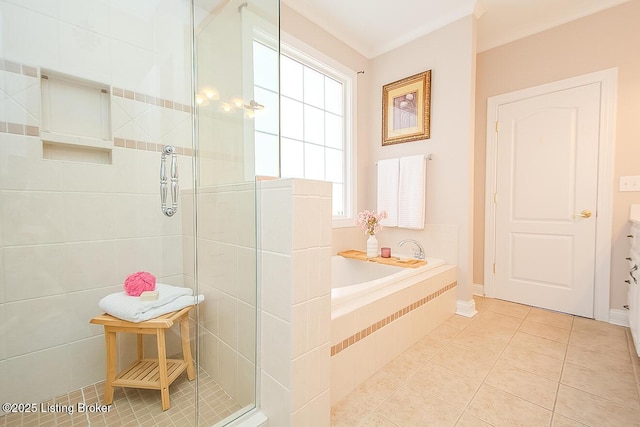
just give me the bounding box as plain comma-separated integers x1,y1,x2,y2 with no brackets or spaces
620,176,640,192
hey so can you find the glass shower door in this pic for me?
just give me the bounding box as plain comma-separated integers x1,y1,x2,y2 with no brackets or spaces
193,0,278,424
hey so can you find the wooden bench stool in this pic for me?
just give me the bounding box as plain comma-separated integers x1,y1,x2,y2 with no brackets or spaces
89,306,195,411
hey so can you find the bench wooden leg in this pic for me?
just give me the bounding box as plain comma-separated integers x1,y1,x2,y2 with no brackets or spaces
180,315,195,380
104,330,117,405
137,334,144,360
156,329,170,410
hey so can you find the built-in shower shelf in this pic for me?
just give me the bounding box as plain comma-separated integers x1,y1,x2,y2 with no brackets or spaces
42,140,112,164
338,250,427,268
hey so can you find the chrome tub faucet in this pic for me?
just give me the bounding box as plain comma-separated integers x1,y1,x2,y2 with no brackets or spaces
398,239,425,260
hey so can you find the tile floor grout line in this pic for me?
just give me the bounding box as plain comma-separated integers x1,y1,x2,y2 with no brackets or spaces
79,386,92,427
560,322,640,415
455,304,532,426
447,295,501,425
405,329,470,425
355,319,469,426
548,312,574,425
354,337,452,424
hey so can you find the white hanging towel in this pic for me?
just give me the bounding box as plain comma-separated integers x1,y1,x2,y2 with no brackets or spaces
398,154,426,229
376,158,399,226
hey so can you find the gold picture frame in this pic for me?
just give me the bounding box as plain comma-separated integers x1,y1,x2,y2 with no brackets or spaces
382,70,431,146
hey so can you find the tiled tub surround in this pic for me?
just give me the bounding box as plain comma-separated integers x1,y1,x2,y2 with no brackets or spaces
331,263,457,404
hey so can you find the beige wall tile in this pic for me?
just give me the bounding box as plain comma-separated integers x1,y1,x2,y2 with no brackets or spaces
218,293,238,350
4,345,71,403
261,312,291,388
1,191,65,245
352,333,377,386
3,244,66,301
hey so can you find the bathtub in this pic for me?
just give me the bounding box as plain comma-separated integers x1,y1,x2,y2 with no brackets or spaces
331,255,446,312
330,254,457,404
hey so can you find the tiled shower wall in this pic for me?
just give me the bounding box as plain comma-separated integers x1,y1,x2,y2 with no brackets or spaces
259,178,333,426
181,183,258,409
0,0,193,404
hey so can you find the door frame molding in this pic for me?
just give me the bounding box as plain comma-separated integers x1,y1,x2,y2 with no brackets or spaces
484,68,618,321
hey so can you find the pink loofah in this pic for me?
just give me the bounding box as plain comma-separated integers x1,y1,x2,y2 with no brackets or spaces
124,271,156,296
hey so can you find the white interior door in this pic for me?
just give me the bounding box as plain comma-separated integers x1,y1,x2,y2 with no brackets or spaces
493,83,601,317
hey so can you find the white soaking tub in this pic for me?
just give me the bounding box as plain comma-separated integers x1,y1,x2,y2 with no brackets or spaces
329,254,457,404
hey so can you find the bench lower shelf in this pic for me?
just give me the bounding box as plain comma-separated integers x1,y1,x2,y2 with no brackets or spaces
113,358,188,390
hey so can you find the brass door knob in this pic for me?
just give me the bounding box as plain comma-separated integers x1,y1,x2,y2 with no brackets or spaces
575,210,592,218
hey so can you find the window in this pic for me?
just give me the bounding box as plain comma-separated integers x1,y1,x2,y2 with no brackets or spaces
253,38,355,224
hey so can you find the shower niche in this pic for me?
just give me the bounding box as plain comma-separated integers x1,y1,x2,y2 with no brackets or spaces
40,71,113,164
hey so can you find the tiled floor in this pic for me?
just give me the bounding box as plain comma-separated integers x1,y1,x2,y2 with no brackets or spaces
0,367,241,427
331,296,640,426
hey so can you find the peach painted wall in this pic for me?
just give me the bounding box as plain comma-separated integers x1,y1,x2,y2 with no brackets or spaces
366,16,477,307
474,0,640,310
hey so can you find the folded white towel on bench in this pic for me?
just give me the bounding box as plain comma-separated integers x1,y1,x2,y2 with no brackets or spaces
99,283,204,323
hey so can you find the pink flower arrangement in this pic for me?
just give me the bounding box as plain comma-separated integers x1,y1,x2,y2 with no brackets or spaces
357,210,387,235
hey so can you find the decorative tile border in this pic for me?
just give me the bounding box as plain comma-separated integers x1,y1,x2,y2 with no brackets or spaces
0,59,38,77
0,121,39,137
112,87,193,114
330,281,458,357
113,137,193,156
0,58,195,156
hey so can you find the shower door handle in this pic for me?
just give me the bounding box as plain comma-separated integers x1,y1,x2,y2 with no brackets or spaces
160,145,179,217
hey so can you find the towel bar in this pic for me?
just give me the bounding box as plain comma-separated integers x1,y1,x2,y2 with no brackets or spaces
375,153,432,164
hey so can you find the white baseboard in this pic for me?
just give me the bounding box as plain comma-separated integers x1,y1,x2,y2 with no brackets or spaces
461,289,627,326
609,308,629,327
473,283,485,296
456,299,478,318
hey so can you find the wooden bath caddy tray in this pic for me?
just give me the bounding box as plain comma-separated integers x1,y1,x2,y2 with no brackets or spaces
338,250,427,268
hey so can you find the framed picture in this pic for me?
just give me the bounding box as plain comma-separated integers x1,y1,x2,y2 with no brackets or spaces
382,70,431,146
